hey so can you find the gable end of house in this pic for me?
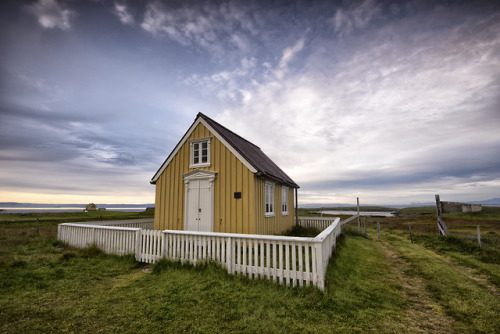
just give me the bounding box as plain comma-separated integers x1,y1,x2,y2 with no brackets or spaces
151,113,299,189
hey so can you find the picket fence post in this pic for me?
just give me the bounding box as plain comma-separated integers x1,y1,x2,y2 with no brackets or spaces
135,229,142,261
477,225,481,248
226,237,233,273
162,232,167,259
315,242,324,290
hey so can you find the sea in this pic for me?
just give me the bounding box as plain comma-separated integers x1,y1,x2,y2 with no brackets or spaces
319,210,396,217
0,207,149,214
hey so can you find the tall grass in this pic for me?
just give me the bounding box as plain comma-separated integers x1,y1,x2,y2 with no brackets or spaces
1,211,499,333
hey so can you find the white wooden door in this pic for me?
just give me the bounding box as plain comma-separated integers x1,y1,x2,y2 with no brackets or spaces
185,179,213,232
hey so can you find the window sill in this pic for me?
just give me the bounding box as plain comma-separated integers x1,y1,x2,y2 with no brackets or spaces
190,163,211,168
282,212,289,216
265,213,275,218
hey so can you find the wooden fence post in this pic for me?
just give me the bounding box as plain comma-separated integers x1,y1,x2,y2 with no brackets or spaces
135,229,142,261
226,237,233,274
162,232,167,259
477,225,481,248
363,216,367,235
408,224,413,243
435,194,449,236
377,222,380,242
315,242,324,290
357,197,361,233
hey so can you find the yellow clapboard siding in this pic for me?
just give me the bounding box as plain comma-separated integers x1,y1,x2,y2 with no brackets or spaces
218,139,225,232
154,122,270,234
253,177,294,235
230,153,237,233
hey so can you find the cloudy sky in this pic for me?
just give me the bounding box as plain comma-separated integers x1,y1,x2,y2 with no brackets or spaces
1,0,499,205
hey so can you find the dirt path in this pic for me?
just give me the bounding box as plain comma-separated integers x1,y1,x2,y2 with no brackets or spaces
377,242,457,333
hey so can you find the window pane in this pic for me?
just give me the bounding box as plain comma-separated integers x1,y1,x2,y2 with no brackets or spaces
265,183,275,214
194,157,199,164
202,142,207,149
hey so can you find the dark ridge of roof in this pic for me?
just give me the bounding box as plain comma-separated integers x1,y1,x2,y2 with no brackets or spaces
198,113,299,188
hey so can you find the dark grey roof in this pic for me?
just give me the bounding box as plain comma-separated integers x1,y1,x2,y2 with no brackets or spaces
198,113,299,188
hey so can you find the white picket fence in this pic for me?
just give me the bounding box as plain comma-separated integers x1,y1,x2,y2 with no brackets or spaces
58,217,341,290
137,229,164,263
58,223,139,256
296,216,338,230
68,218,154,230
161,229,335,288
103,219,154,229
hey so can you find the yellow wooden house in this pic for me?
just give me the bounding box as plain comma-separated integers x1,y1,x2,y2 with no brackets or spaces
151,113,299,235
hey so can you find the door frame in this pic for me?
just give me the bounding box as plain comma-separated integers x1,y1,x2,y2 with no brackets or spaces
183,169,217,232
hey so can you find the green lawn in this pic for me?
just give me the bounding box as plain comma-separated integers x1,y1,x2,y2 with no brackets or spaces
1,211,499,333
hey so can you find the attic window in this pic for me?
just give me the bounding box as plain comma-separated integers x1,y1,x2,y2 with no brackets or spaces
190,137,211,168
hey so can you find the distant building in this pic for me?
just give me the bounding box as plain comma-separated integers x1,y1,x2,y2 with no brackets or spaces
440,201,482,213
86,203,98,211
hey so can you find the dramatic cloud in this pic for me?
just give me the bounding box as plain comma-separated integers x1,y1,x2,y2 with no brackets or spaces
26,0,73,30
331,0,382,37
113,2,134,26
140,0,259,61
1,0,499,204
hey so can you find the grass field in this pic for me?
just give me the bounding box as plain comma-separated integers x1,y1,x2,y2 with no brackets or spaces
0,209,154,227
1,209,499,333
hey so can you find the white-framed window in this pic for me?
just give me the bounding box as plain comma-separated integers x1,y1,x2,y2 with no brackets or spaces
281,186,289,215
190,137,211,168
265,182,275,217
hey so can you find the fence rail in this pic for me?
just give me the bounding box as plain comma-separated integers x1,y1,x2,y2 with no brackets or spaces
297,216,339,230
58,217,342,290
69,219,154,230
137,229,164,263
160,229,335,288
58,223,139,256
